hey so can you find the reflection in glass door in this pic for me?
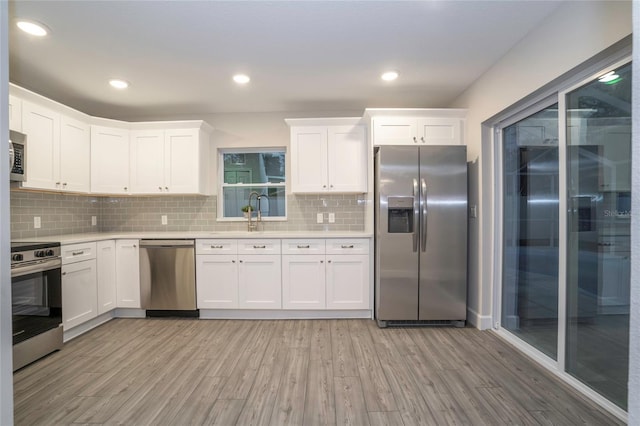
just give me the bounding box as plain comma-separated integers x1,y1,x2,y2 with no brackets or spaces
565,62,631,409
502,105,559,359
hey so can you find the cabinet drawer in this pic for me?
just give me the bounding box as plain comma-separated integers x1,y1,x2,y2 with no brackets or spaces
238,239,281,255
326,239,369,255
281,239,326,255
61,242,97,264
196,239,237,255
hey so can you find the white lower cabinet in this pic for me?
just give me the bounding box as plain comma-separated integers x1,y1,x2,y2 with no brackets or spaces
282,254,326,309
326,254,369,309
97,240,117,315
62,242,98,330
196,254,239,308
238,254,281,309
115,239,141,308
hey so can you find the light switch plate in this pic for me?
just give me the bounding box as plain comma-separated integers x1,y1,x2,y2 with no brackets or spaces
316,213,323,223
328,213,335,223
161,215,168,225
91,216,97,226
34,216,41,229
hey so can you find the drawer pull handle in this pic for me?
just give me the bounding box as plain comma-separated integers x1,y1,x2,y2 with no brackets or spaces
341,245,354,249
253,245,266,249
297,245,310,249
72,251,85,256
211,245,224,249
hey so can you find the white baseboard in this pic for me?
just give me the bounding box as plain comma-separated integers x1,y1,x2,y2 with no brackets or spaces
198,309,372,320
467,307,493,330
63,311,114,342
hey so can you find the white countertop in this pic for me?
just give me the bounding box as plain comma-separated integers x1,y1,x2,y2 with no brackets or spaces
14,231,373,245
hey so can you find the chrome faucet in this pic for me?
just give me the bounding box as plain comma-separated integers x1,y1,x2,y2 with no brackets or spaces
247,191,261,232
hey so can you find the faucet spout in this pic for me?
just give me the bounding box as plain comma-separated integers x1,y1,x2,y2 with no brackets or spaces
247,191,260,232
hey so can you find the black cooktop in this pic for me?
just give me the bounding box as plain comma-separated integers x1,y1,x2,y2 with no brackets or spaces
10,241,60,253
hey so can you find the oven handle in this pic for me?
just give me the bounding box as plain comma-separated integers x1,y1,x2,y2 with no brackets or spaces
11,258,61,278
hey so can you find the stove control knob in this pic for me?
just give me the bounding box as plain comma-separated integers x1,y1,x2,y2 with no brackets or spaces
34,250,45,258
45,249,55,256
12,254,23,262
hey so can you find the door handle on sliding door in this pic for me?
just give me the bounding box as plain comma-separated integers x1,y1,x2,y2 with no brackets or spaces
421,178,427,252
413,178,419,252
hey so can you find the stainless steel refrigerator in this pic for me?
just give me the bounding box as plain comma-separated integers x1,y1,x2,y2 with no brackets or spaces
375,145,467,327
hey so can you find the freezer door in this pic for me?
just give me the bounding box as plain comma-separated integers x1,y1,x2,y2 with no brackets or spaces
375,146,420,320
418,146,467,320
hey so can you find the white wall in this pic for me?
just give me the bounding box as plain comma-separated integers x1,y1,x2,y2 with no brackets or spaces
0,2,13,424
450,0,632,328
627,2,639,423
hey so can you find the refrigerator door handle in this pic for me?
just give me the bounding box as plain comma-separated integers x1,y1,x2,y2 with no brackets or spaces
413,178,419,252
421,178,427,251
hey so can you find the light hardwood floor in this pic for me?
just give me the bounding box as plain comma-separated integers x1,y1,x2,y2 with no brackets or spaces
14,319,622,425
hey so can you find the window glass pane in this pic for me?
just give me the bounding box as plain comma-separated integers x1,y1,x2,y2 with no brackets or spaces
565,62,631,409
223,152,285,184
222,186,286,218
502,104,559,360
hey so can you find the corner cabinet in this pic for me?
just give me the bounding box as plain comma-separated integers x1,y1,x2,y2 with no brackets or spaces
286,118,367,193
365,109,466,146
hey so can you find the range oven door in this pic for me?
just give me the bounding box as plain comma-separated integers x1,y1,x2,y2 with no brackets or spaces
11,258,62,345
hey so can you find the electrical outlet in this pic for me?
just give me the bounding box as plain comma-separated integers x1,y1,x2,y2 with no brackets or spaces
34,216,41,229
328,213,335,223
161,215,168,225
91,216,97,226
316,213,323,224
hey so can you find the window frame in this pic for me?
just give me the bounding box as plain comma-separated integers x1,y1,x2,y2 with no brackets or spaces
216,147,287,222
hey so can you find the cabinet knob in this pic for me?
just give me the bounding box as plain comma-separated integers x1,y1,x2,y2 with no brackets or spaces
63,182,67,186
330,184,334,188
239,260,243,263
124,187,128,191
421,137,426,143
232,260,236,263
165,187,169,191
133,244,137,248
320,260,324,264
159,186,162,191
323,185,327,188
413,137,418,143
328,260,332,263
62,272,67,276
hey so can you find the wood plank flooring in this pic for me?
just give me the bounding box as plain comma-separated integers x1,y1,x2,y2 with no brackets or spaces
13,319,622,425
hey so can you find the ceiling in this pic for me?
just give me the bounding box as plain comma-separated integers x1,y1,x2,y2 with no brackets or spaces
8,1,563,121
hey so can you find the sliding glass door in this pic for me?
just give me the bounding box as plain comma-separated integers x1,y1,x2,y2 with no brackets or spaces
565,61,631,409
500,61,631,411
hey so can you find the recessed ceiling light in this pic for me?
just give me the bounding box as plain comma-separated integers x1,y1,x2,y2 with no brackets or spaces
233,74,251,84
381,71,399,82
109,79,129,90
16,20,48,37
598,70,620,83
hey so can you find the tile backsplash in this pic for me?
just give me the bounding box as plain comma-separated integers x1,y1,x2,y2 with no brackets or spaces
10,191,365,239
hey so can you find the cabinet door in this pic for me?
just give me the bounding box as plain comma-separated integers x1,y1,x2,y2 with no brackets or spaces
196,255,239,308
91,126,130,194
326,254,369,309
62,259,98,329
372,118,417,145
238,254,281,309
165,128,201,194
327,125,367,192
9,95,22,132
97,240,117,315
115,240,140,308
416,118,462,145
21,101,60,190
59,116,91,192
282,255,326,309
290,126,328,193
130,130,165,194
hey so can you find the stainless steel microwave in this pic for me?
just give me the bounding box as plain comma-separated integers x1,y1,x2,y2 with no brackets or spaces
9,130,26,182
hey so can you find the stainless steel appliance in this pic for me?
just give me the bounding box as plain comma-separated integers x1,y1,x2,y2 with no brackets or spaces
375,145,467,327
11,242,63,370
139,239,198,316
9,130,26,182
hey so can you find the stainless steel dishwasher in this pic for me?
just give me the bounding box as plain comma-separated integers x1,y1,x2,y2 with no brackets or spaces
139,239,198,316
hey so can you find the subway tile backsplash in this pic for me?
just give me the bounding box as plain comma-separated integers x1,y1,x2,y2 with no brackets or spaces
10,191,365,239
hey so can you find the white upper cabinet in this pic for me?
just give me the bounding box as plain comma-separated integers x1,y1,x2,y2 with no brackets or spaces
366,109,466,146
9,95,22,132
59,116,91,192
131,126,210,195
91,126,131,194
287,118,367,194
21,101,60,190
